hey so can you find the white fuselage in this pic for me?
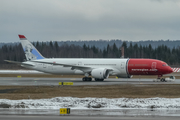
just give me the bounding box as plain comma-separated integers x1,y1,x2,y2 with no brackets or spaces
22,58,129,77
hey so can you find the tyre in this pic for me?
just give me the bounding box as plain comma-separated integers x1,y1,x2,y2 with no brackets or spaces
87,77,92,81
161,78,165,82
95,78,104,81
82,77,92,81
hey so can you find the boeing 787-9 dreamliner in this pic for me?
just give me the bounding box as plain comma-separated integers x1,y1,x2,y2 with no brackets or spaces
5,35,173,81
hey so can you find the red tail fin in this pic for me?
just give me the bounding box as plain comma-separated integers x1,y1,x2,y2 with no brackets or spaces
18,35,27,40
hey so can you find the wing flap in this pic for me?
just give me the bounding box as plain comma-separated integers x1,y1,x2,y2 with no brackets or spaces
31,61,91,69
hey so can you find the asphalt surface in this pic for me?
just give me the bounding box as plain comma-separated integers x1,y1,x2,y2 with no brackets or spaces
0,77,180,119
0,109,180,120
1,109,180,116
0,115,180,120
0,77,179,86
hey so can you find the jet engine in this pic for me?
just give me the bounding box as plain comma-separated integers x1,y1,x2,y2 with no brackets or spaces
91,68,110,79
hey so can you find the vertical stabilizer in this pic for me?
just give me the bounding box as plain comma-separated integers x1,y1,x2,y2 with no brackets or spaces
18,35,44,61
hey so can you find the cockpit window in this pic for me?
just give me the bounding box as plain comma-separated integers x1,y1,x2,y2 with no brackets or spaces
162,64,168,66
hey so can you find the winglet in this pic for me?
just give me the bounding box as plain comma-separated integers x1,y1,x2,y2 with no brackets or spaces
18,34,27,40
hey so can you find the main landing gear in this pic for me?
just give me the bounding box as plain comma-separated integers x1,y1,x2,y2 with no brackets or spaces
82,77,104,81
95,78,104,81
82,77,92,81
82,73,104,81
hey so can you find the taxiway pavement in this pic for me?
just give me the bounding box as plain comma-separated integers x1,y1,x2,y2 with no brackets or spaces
0,77,179,86
0,115,180,120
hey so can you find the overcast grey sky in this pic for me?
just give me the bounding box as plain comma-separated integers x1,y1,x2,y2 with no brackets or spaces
1,0,180,42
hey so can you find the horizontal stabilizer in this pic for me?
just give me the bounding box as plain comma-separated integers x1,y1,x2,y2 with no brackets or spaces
4,60,22,65
4,60,34,66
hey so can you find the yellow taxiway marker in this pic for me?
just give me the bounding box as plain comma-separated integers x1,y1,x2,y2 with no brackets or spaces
60,108,70,114
59,82,73,85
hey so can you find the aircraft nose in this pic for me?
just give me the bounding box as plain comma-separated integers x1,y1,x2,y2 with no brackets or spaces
167,67,173,74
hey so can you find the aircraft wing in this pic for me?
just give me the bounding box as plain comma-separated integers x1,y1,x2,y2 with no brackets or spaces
31,61,113,73
5,60,114,73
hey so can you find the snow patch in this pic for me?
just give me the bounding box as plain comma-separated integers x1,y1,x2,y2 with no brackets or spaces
0,97,180,109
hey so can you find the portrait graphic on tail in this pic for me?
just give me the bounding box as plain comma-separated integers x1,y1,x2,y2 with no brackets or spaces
24,44,37,61
19,34,44,61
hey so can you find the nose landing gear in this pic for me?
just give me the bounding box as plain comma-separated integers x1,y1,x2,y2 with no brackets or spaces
160,78,166,82
153,75,175,82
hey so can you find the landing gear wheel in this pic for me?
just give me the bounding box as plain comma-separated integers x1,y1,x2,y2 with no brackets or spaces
87,77,92,81
95,78,104,81
82,77,86,81
82,77,92,81
161,78,165,82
